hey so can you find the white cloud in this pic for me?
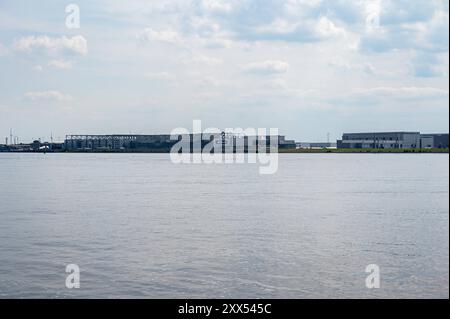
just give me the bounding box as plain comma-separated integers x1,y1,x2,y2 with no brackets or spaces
316,16,346,37
255,19,300,35
251,16,346,43
182,54,223,66
240,78,318,100
201,0,234,13
34,65,43,72
189,16,234,48
48,59,73,70
190,16,221,34
0,41,7,56
326,86,450,112
328,59,378,75
138,28,183,45
200,76,221,87
144,72,176,81
349,86,450,102
24,90,72,101
242,60,290,75
358,1,449,79
13,35,88,56
199,36,233,49
194,54,223,65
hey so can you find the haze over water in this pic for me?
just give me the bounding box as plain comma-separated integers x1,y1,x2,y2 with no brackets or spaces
0,153,448,298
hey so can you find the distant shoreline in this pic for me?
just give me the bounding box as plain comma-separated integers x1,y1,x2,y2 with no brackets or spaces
1,148,448,154
280,148,450,154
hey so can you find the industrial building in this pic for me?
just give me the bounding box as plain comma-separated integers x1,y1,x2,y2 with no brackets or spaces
64,135,174,152
337,132,421,149
420,134,449,149
64,134,296,152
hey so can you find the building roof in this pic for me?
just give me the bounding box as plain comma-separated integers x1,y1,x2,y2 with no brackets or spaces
343,131,420,135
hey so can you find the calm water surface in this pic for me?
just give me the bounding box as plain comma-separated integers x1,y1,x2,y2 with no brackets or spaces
0,153,448,298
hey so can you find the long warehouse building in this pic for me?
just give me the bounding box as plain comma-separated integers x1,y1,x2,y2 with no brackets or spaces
64,134,296,152
337,132,449,149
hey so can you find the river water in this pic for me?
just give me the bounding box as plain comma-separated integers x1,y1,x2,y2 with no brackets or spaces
0,153,448,298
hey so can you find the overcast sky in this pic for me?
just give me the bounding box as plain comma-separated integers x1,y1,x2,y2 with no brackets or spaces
0,0,448,142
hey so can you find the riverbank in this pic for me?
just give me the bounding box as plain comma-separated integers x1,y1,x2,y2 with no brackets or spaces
1,148,449,154
279,148,449,153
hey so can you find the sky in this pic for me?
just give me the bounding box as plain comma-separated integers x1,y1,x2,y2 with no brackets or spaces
0,0,448,143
